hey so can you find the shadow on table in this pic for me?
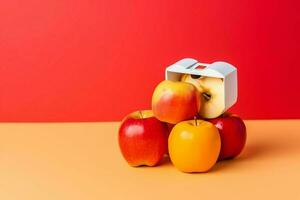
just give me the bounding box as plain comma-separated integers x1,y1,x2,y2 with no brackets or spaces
159,155,172,167
212,132,300,173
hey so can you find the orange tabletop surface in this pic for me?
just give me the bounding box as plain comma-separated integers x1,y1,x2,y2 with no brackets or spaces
0,120,299,200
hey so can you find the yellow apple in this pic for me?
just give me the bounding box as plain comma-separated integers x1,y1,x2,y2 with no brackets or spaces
168,119,221,173
181,74,225,119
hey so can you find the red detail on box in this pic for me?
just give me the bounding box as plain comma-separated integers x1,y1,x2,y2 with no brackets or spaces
196,65,206,70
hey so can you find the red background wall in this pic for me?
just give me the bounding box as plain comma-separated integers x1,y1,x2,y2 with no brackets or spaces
0,0,299,122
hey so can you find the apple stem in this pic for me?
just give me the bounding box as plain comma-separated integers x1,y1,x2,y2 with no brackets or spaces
194,116,198,126
202,93,211,101
139,111,143,119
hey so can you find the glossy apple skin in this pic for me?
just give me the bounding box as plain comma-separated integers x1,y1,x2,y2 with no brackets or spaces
168,120,221,173
152,80,201,124
118,113,169,167
209,114,247,160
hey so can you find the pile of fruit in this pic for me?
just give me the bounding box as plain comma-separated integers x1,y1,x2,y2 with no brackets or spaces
118,74,246,173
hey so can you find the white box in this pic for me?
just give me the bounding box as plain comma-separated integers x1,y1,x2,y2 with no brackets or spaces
165,58,237,118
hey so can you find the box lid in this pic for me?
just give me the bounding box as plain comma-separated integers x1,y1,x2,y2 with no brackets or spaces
166,58,236,78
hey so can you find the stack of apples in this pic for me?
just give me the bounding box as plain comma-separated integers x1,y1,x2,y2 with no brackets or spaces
119,75,246,173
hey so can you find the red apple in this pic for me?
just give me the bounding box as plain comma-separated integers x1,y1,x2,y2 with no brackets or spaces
118,110,169,167
152,80,201,124
208,113,246,160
